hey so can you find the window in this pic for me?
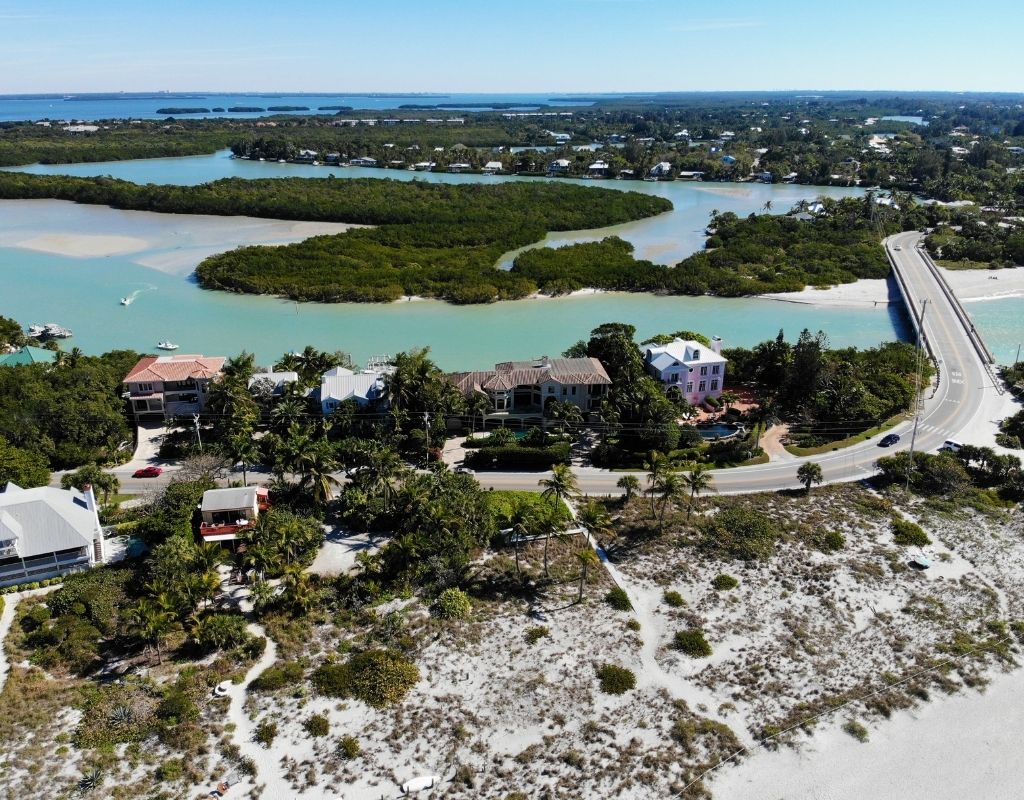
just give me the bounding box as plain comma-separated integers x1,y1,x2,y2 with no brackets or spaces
571,387,577,396
686,382,693,393
700,366,708,376
547,386,554,393
712,365,721,374
137,382,153,392
699,381,706,392
561,387,567,396
693,350,700,360
711,379,719,390
669,373,679,383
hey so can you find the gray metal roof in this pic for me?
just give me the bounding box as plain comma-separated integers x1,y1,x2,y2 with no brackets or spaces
201,486,258,512
0,483,99,559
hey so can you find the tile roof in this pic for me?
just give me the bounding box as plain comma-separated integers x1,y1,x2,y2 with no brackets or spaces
124,355,225,383
450,357,610,393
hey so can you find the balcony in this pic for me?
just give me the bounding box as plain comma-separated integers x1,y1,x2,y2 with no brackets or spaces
200,520,256,539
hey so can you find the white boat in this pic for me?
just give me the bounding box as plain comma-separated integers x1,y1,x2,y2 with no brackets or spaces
156,341,179,351
120,296,132,306
43,323,72,338
26,324,46,338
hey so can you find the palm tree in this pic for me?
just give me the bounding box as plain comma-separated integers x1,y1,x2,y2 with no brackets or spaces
797,461,824,492
295,441,341,505
719,390,740,411
466,392,491,434
644,451,669,518
226,428,259,486
577,501,612,548
127,599,175,664
682,465,713,521
616,474,641,503
280,563,315,613
750,400,780,449
761,200,773,213
651,472,684,531
360,445,406,512
576,549,599,602
241,538,280,582
270,397,306,434
195,542,226,572
538,464,578,577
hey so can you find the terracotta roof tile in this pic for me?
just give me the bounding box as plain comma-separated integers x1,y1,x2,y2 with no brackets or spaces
124,355,225,383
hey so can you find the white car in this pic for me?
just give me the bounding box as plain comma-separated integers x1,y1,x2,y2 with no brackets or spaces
893,244,902,251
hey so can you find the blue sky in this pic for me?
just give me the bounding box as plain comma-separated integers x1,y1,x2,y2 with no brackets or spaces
1,0,1021,94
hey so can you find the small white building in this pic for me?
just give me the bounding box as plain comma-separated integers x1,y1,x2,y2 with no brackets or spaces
199,486,269,544
548,158,572,174
448,162,473,173
588,160,611,177
643,337,727,406
0,483,105,587
320,367,387,414
348,156,378,167
650,161,673,178
483,161,504,174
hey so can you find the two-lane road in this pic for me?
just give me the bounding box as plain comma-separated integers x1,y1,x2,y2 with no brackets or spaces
90,233,1013,498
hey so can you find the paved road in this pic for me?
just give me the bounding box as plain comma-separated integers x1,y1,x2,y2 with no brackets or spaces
91,233,1010,499
477,231,1007,496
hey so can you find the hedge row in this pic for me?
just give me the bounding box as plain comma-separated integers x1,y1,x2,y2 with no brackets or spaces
464,443,571,470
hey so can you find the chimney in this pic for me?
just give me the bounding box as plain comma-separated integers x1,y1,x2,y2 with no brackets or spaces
83,485,105,565
711,336,723,354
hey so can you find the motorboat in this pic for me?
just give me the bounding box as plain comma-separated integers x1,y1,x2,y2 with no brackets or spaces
43,323,72,338
26,324,46,338
120,296,132,306
156,341,179,351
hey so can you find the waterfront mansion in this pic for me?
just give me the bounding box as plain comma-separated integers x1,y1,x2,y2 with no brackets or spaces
643,337,727,406
123,354,225,419
450,356,611,416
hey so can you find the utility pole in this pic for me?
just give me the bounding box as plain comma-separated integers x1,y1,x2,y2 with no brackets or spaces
423,411,430,466
906,299,928,491
1016,343,1021,366
192,413,203,453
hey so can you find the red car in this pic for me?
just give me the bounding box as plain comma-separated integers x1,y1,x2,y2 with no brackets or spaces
133,466,163,478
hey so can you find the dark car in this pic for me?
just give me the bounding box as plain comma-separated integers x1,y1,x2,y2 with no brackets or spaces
878,434,901,448
133,465,163,478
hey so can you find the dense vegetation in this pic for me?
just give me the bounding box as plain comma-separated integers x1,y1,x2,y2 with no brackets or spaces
513,197,896,296
0,171,670,304
925,215,1024,268
0,349,138,469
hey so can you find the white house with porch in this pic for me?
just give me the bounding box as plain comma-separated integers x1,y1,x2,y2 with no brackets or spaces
123,354,225,419
643,337,727,406
319,367,388,414
0,483,105,587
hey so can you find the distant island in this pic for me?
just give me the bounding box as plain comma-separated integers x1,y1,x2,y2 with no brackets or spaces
157,107,211,115
266,105,309,112
227,106,265,113
318,105,353,111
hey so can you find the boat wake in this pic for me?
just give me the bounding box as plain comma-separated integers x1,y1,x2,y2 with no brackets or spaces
120,285,157,305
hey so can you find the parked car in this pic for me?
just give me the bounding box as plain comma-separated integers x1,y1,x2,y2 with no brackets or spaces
878,433,901,447
133,465,163,478
938,440,963,453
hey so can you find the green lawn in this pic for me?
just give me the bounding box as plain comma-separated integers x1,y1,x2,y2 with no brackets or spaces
784,414,908,457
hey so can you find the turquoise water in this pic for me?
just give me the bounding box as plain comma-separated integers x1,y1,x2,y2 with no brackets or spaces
0,246,912,370
1,151,1019,369
5,150,866,267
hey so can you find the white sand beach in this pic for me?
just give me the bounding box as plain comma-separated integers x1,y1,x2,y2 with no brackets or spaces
712,669,1024,800
760,266,1024,308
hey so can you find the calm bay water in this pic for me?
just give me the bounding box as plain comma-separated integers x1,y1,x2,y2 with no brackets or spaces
0,247,912,370
0,93,600,123
1,151,1019,368
6,150,866,267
